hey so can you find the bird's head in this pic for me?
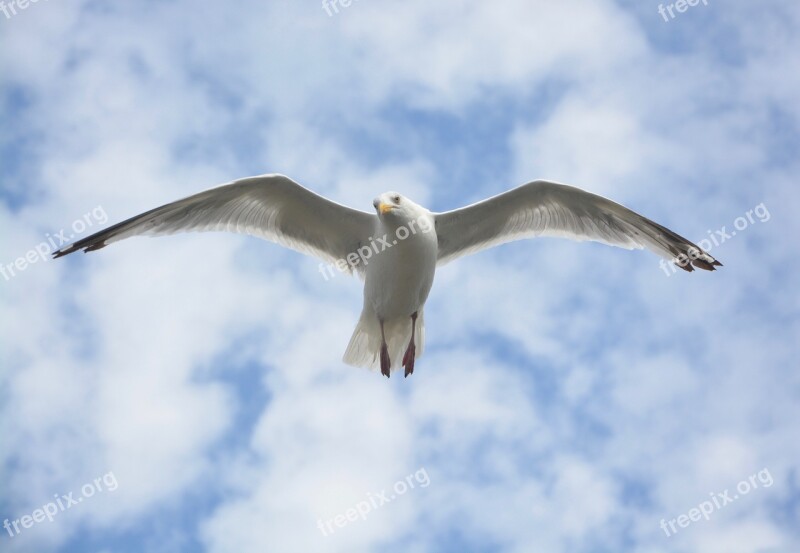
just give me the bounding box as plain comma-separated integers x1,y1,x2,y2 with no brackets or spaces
372,192,423,222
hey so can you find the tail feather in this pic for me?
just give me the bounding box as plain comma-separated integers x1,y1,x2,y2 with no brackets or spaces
343,311,425,373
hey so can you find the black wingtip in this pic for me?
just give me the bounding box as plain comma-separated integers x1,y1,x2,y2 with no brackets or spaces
52,240,108,259
671,244,723,273
691,259,715,271
84,242,107,253
691,257,724,271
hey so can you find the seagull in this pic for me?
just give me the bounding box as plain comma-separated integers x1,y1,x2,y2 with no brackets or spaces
53,174,721,377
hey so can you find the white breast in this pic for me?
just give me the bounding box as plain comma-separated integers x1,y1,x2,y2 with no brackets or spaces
363,213,438,319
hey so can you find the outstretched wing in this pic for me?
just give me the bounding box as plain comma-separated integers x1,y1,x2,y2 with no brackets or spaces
53,174,375,272
434,180,721,272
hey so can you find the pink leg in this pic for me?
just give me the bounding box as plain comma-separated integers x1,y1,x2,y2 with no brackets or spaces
403,312,418,378
380,319,391,378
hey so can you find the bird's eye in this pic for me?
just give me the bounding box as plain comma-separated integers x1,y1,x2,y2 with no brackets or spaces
393,195,401,203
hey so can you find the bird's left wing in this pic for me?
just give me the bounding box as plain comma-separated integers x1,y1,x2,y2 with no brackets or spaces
434,180,721,272
53,174,375,273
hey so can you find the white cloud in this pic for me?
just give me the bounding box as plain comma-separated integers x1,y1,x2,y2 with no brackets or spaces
1,1,798,553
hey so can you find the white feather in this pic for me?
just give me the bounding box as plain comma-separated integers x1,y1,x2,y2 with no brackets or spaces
54,176,721,375
434,180,720,270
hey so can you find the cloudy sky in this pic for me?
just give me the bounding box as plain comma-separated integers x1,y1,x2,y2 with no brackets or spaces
1,0,799,552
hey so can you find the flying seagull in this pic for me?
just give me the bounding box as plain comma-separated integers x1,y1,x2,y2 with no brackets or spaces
53,174,721,377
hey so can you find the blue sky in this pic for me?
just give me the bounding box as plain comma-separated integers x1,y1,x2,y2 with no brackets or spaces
1,1,799,552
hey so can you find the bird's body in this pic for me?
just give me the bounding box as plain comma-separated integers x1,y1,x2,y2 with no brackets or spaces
364,206,437,320
345,196,438,375
53,174,721,377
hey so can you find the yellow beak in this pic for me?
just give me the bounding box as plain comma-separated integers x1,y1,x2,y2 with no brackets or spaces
379,202,393,215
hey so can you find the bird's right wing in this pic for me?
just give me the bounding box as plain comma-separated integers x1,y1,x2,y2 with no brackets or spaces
53,174,375,273
434,180,721,271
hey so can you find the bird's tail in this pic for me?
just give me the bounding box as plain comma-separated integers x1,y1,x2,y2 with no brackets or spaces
342,310,425,372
